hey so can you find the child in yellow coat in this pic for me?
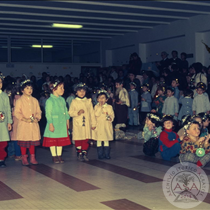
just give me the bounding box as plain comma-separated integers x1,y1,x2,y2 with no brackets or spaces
92,90,115,159
69,83,96,161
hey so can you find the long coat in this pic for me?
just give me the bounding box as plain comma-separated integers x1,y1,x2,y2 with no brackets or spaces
69,97,96,141
92,103,114,141
0,91,13,142
44,94,70,138
14,95,41,141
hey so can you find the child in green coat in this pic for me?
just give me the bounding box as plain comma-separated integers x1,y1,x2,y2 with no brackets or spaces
43,80,71,164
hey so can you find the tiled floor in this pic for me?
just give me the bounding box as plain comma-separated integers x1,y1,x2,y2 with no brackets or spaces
1,128,210,210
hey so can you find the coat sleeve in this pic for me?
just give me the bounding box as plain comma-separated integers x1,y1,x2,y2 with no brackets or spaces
89,99,96,127
108,105,115,122
63,98,70,120
143,126,152,142
162,99,166,114
5,94,12,124
192,98,196,112
174,98,179,113
159,131,179,148
14,99,24,120
45,99,53,124
69,100,79,117
94,104,102,117
35,99,42,120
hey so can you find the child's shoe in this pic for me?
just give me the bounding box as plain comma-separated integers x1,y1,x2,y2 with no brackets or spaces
0,161,6,168
77,153,84,162
22,155,29,166
15,156,22,161
82,151,89,161
104,147,111,159
52,156,59,164
97,147,104,159
57,156,64,164
30,154,38,165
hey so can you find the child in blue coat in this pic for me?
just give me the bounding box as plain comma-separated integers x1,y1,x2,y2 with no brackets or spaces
128,82,139,126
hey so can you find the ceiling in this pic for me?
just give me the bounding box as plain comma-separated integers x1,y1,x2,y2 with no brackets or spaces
0,0,210,42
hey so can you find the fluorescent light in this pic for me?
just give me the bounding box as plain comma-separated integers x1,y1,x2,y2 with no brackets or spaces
52,23,83,29
32,45,53,48
1,46,22,49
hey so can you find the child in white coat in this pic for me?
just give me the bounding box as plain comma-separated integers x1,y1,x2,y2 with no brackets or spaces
92,90,114,159
69,83,96,161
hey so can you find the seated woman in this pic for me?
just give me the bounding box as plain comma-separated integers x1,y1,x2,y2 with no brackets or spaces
179,119,210,167
143,113,162,156
158,115,182,161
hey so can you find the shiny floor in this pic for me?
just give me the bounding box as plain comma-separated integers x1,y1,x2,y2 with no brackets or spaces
1,129,210,210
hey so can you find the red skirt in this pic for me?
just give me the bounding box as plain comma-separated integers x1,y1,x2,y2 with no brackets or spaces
43,136,71,147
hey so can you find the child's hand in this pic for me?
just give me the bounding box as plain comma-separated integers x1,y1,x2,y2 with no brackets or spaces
49,123,55,132
141,98,145,101
198,137,205,144
78,109,85,115
67,120,69,129
7,123,12,131
151,109,156,113
116,101,122,104
34,118,38,123
207,111,210,114
175,113,178,117
193,111,196,115
179,135,184,141
204,135,210,145
91,127,96,130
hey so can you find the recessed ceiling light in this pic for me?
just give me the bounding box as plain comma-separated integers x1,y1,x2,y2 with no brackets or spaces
52,23,83,29
32,45,53,48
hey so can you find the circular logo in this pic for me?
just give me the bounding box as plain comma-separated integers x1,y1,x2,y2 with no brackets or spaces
162,162,209,209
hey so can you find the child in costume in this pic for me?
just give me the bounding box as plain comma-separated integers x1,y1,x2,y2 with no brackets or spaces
92,90,114,159
171,78,180,99
178,89,193,121
177,115,192,140
158,115,182,161
114,79,130,131
152,86,166,118
43,80,71,164
162,87,179,119
69,83,96,161
128,82,139,126
140,83,152,124
192,82,210,115
0,73,12,167
143,113,162,156
14,79,41,166
198,112,210,137
179,119,210,167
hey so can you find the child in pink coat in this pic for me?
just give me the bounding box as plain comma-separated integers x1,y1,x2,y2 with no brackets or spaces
14,79,42,166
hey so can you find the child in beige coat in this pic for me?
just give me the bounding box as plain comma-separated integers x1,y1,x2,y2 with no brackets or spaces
69,83,96,161
92,90,114,159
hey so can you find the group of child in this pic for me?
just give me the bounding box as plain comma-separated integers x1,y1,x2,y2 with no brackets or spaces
0,73,114,167
143,112,210,168
1,70,210,169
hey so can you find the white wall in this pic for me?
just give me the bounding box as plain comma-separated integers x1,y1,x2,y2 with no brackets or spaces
0,63,101,79
101,14,210,67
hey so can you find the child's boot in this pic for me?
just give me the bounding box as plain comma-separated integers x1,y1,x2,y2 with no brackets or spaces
57,156,64,164
104,147,111,159
22,155,29,166
30,154,38,165
77,152,84,162
97,147,104,159
0,160,6,168
82,151,89,161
